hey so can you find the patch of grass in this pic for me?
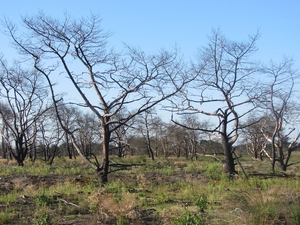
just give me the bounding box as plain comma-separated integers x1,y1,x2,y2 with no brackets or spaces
204,162,223,180
36,192,51,207
185,162,197,171
33,207,52,225
227,187,284,225
289,203,300,225
0,193,17,204
48,181,80,196
173,209,205,225
192,194,208,212
0,207,15,224
160,166,174,175
116,217,130,225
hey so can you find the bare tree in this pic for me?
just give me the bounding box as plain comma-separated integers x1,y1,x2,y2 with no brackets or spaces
74,111,102,158
241,114,269,160
171,29,260,175
56,105,79,159
259,58,300,171
135,109,160,160
34,106,66,164
6,13,186,183
180,114,202,159
163,123,188,158
0,102,12,159
110,109,135,157
0,58,49,166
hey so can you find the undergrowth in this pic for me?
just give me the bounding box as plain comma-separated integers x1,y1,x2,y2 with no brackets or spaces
0,156,299,224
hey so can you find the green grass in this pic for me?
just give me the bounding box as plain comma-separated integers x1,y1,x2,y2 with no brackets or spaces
0,155,300,224
0,207,15,224
0,193,17,204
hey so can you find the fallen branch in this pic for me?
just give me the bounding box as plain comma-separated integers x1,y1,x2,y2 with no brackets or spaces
59,198,80,208
202,154,223,163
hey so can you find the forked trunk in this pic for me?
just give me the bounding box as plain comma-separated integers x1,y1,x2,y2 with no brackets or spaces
221,115,236,175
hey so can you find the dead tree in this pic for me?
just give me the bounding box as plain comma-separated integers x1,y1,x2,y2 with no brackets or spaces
6,13,188,183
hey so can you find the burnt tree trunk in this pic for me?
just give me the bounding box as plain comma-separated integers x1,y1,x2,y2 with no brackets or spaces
99,121,111,185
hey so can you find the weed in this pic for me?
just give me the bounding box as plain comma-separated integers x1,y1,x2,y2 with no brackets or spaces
185,162,199,172
204,163,222,180
161,167,174,175
33,207,52,225
48,181,79,195
228,189,280,225
116,217,130,225
173,209,205,225
0,193,17,204
0,212,13,224
0,207,14,224
57,199,64,214
36,192,51,207
192,194,208,212
248,201,278,225
289,203,300,225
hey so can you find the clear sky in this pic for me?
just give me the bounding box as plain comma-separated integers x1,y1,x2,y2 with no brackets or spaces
1,0,299,64
1,1,299,136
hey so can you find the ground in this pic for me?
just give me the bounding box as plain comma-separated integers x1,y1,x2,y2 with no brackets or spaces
0,155,299,224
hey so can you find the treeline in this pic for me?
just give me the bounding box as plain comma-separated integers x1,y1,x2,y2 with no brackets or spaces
0,109,224,163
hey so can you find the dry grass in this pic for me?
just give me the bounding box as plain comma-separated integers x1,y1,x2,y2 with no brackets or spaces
0,155,300,224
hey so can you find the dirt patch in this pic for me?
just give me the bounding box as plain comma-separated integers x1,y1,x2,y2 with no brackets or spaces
0,174,67,193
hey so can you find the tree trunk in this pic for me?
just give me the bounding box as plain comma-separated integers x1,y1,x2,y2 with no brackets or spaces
99,123,110,185
221,114,236,175
222,139,236,175
146,140,154,160
2,140,8,159
117,141,123,157
282,148,293,172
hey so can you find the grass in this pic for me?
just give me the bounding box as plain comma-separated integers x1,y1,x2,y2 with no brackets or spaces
0,155,300,224
0,207,15,224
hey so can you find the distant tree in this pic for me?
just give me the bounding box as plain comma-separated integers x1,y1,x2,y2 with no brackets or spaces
241,114,268,160
57,105,79,159
38,111,64,164
110,109,135,157
199,139,223,155
171,29,261,175
0,102,12,159
180,114,205,159
155,121,170,157
164,123,188,158
6,13,187,183
135,109,160,160
259,58,300,171
0,58,49,166
74,111,102,157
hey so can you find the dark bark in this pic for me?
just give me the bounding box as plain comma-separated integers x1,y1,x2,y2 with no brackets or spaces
222,139,236,174
100,120,111,184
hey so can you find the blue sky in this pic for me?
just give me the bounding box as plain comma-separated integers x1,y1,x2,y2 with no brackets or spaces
1,1,299,64
1,1,299,135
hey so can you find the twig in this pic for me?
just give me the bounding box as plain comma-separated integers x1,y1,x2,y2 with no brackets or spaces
59,198,80,208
